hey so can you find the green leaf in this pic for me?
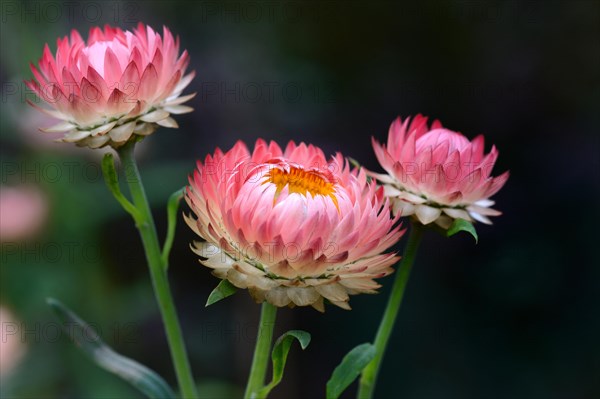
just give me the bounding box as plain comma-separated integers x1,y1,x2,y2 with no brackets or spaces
257,330,311,398
205,280,238,306
101,153,141,221
446,218,478,243
326,343,376,399
47,298,176,399
161,187,185,269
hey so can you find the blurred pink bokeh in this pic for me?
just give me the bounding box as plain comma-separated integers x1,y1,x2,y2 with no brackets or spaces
0,185,48,242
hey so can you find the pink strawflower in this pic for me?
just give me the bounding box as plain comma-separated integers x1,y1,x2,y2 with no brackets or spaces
185,140,404,311
371,115,509,228
25,23,195,148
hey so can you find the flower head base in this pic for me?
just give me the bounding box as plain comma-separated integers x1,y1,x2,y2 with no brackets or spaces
185,140,404,311
25,23,195,149
371,115,509,228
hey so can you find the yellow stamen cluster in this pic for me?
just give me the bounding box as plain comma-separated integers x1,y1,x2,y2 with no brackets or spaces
264,166,339,210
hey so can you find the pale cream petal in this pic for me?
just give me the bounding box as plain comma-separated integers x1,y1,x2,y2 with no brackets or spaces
248,287,266,303
140,109,169,122
183,214,201,236
90,121,117,136
199,257,232,270
232,261,266,277
85,134,111,149
443,208,471,220
134,122,157,136
398,191,427,204
156,116,178,128
163,105,193,114
415,205,442,224
338,277,381,292
252,276,279,291
315,283,349,302
226,268,250,289
467,205,502,216
383,185,403,197
41,121,76,133
211,269,228,279
287,287,319,306
470,212,492,224
474,199,495,207
393,199,416,216
62,130,92,142
311,297,325,312
330,300,351,310
266,287,292,307
434,215,453,229
173,72,195,94
369,173,397,184
163,92,196,106
109,121,136,142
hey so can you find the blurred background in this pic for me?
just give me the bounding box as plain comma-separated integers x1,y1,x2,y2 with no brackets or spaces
1,0,598,398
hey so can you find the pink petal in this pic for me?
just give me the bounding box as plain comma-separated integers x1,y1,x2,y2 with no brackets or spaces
138,63,159,100
103,47,122,84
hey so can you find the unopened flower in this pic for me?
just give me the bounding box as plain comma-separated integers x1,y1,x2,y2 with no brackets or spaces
185,140,404,311
25,23,195,148
371,115,509,228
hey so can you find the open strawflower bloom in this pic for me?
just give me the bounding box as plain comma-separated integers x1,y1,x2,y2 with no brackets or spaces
185,139,404,311
25,23,195,148
371,115,509,228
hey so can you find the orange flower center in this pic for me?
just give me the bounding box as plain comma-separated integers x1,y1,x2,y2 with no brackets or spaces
264,166,339,210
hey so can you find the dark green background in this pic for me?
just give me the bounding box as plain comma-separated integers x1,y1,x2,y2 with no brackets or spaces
1,1,598,398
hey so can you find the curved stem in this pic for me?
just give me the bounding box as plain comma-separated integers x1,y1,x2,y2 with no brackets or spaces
118,142,198,399
244,302,278,399
357,223,424,399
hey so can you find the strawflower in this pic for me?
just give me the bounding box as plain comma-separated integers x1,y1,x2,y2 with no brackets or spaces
25,23,195,148
185,140,404,311
371,115,509,228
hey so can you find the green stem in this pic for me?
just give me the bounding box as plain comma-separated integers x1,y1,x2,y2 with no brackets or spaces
118,142,198,399
244,302,278,399
357,223,424,399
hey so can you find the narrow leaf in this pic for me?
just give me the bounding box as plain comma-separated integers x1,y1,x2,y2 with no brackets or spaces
326,343,376,399
205,280,238,306
348,157,362,169
47,298,176,399
101,153,141,221
446,218,478,243
257,330,311,397
161,187,185,269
